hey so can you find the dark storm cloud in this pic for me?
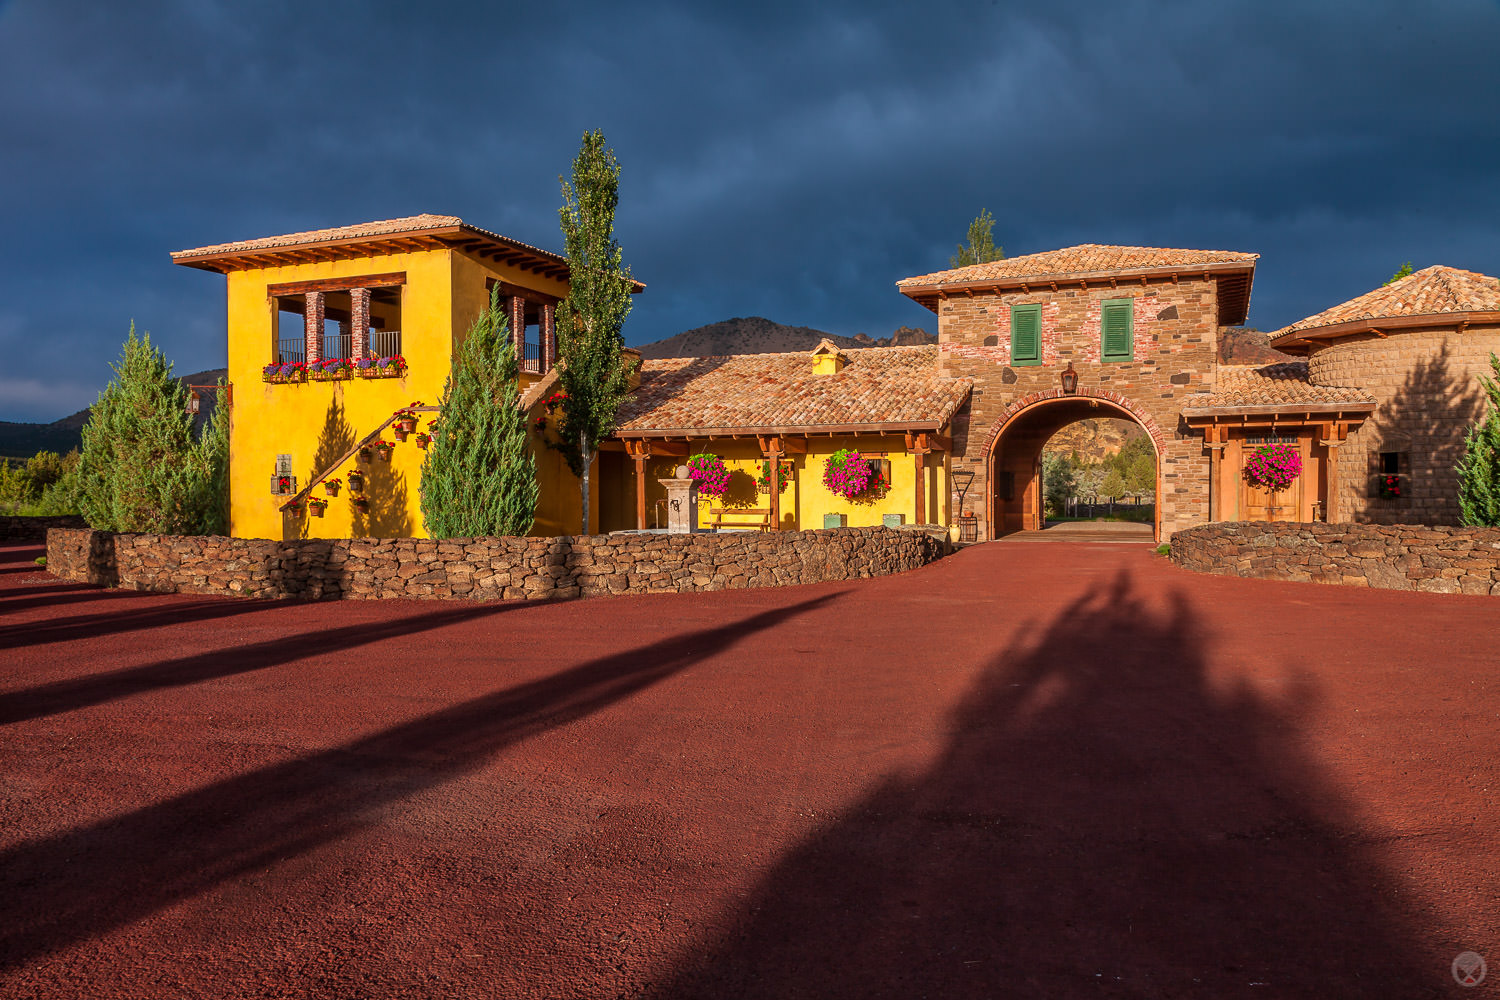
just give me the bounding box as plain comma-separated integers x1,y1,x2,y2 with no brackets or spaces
1,0,1496,419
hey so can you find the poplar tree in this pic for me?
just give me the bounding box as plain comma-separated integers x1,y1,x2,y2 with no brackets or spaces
950,209,1005,268
420,286,538,537
554,129,636,536
78,325,227,533
1457,354,1500,526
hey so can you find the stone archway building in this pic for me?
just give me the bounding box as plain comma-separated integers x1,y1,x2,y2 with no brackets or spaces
898,245,1263,540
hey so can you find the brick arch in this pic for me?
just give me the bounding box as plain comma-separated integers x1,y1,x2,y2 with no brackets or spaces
979,387,1167,460
981,387,1165,542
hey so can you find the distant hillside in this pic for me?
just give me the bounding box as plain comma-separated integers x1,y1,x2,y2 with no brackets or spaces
636,317,935,359
0,368,227,462
1047,419,1146,464
1219,327,1295,365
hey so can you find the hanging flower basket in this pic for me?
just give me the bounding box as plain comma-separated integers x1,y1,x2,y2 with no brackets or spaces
1243,443,1303,492
1378,474,1401,499
308,498,327,517
823,449,876,501
347,471,365,492
374,440,394,462
262,362,306,384
323,478,341,497
414,432,431,450
686,453,731,497
755,460,794,494
351,496,369,513
392,426,409,442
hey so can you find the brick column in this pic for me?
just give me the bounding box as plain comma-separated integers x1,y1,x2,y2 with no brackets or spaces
509,296,527,363
540,302,556,372
304,291,325,364
350,287,371,359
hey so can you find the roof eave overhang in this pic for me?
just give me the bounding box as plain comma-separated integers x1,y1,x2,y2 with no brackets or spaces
170,222,645,291
615,418,952,439
897,260,1257,321
1181,401,1376,420
1269,310,1500,351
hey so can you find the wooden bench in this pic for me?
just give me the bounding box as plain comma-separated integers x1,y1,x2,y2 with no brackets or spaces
706,507,773,532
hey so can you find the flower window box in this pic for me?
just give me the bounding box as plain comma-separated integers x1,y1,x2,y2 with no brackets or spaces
262,363,307,384
354,355,407,378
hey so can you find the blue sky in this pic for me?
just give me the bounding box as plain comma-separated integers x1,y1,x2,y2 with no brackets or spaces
2,0,1497,421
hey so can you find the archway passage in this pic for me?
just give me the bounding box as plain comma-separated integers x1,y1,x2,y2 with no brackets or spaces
987,394,1162,542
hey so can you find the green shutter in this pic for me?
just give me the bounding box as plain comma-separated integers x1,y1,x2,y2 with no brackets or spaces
1101,299,1133,361
1011,304,1041,365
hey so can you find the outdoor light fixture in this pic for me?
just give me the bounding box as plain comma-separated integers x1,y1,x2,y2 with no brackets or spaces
1060,362,1078,394
185,390,201,415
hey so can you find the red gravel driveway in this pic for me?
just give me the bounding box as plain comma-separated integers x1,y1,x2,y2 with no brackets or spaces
0,539,1496,998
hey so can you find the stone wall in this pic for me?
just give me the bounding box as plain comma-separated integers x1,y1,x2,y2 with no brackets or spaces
1307,323,1500,525
1171,521,1500,595
937,276,1221,539
46,526,949,601
0,515,86,543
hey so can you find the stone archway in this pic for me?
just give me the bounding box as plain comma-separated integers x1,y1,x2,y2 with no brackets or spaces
983,388,1165,542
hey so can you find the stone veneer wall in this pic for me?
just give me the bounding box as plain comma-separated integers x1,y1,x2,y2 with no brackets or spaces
1307,323,1500,525
1171,522,1500,595
46,526,949,601
0,515,86,543
937,276,1221,539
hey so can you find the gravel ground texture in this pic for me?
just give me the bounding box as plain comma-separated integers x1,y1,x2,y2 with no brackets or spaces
0,538,1496,999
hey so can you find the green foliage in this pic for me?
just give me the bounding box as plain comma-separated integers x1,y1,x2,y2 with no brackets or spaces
1042,451,1076,519
950,209,1004,268
1155,543,1171,556
1457,353,1500,526
420,286,539,537
76,325,227,533
554,129,636,535
1385,262,1414,285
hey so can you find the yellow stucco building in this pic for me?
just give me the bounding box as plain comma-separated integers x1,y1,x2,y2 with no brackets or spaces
172,215,972,540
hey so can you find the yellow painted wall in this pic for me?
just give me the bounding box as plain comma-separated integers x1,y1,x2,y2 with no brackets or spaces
606,437,952,532
228,248,573,540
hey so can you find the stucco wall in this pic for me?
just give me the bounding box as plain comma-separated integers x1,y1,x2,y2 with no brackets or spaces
46,526,949,601
1307,323,1500,524
936,277,1222,539
1171,521,1500,594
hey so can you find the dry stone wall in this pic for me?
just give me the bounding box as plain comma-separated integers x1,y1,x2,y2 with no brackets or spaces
46,527,949,602
1171,521,1500,594
1,515,86,543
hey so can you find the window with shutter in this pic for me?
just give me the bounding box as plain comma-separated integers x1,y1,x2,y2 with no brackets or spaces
1101,298,1134,362
1010,304,1041,365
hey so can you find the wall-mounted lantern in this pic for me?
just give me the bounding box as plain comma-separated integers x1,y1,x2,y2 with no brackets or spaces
185,383,231,415
1060,362,1078,394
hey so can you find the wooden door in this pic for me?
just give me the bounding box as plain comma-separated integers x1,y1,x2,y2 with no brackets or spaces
1239,435,1302,522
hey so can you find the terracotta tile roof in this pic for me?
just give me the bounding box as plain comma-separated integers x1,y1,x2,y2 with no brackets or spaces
616,345,971,435
1271,265,1500,341
1181,362,1375,414
897,244,1258,288
173,214,464,258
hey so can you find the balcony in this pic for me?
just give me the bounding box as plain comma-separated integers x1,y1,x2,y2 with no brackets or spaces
521,341,541,374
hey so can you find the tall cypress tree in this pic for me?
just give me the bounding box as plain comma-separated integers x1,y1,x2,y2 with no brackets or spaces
1457,353,1500,526
555,129,635,536
419,286,538,537
78,324,226,533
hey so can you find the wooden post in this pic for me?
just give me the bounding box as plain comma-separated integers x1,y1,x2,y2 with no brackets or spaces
1319,422,1344,523
907,432,931,526
769,452,781,530
1205,424,1226,522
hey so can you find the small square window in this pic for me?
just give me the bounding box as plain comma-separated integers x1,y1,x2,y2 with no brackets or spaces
1380,452,1400,475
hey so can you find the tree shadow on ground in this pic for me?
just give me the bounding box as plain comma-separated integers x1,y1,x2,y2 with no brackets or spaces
652,572,1438,998
1359,342,1486,525
0,595,279,651
0,598,523,726
0,592,839,969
